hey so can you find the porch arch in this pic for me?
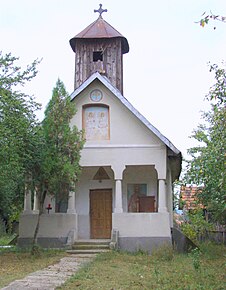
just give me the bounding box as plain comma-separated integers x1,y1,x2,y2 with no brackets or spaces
123,165,158,213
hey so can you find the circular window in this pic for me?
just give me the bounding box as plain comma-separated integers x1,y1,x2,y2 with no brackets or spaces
90,89,103,102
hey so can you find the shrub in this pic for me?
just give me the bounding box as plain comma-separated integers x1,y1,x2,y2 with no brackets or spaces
180,209,213,243
190,248,201,271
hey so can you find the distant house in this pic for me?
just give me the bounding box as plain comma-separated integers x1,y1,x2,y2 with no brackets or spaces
18,5,182,252
179,185,203,210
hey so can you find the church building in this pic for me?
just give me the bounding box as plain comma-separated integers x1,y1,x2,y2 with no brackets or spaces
18,5,182,252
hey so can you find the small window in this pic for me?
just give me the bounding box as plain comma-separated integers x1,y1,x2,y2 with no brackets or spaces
93,51,103,62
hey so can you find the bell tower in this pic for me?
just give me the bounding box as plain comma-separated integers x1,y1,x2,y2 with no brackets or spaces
69,4,129,94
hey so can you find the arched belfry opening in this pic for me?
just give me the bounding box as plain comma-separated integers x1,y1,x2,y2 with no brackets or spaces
69,4,129,94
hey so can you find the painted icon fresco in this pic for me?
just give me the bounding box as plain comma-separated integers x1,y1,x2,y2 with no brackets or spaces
84,106,109,140
127,184,147,212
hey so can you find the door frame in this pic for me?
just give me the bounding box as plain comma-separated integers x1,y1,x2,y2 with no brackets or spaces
90,188,112,239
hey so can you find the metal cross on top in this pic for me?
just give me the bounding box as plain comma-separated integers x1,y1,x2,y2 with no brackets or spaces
94,4,107,17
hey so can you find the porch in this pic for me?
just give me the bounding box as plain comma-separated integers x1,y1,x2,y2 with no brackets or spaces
18,164,172,250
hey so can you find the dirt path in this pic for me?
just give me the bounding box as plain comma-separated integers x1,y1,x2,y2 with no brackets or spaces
1,254,94,290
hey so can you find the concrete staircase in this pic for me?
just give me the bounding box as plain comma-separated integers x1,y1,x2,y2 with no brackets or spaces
66,239,111,255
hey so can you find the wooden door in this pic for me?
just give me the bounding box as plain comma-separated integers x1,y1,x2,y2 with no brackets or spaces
90,189,112,239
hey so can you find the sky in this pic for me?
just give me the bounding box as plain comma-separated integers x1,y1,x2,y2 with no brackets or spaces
1,0,226,159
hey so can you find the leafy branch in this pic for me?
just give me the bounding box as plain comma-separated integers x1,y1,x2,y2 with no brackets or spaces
196,11,226,29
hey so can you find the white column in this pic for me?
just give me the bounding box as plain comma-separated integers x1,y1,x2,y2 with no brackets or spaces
114,179,123,213
33,188,39,213
67,190,76,214
158,179,167,212
23,185,32,213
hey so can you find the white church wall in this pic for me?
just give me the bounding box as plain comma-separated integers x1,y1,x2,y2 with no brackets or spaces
80,146,167,179
70,80,162,147
112,212,171,237
112,212,172,253
166,166,174,227
18,213,78,247
70,79,168,180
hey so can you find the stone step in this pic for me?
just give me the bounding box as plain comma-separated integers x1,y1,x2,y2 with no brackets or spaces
69,239,111,255
66,249,110,255
71,244,110,250
73,239,110,245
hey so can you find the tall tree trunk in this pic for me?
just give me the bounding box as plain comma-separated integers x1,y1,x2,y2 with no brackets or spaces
31,188,47,254
32,210,41,246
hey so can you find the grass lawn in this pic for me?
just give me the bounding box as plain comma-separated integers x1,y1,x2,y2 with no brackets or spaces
59,243,226,290
0,247,66,288
0,243,225,289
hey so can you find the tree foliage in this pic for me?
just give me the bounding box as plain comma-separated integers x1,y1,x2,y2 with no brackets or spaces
0,53,84,242
38,79,84,208
184,64,226,223
0,52,40,223
31,79,84,247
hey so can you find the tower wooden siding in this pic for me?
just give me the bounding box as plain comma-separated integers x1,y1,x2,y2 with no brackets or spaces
74,38,123,93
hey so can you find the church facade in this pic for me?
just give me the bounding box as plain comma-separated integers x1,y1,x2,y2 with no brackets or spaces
18,5,182,252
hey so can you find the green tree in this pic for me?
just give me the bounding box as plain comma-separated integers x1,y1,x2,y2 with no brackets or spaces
0,52,40,226
31,79,84,248
184,64,226,223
